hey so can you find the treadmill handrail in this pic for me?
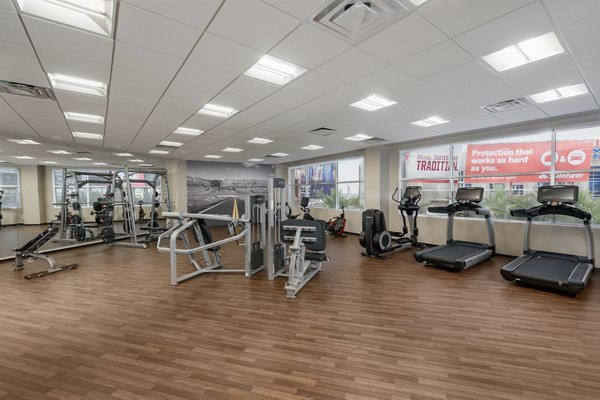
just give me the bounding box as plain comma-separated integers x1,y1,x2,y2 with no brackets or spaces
428,201,488,215
515,204,591,221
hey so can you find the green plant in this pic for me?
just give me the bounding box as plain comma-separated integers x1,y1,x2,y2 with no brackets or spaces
321,190,361,209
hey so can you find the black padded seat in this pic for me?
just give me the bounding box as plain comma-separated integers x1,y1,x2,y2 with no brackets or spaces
281,219,328,261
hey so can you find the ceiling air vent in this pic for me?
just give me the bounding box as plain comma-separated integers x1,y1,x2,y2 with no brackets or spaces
364,137,386,144
482,98,530,113
307,127,338,137
0,80,56,100
311,0,410,43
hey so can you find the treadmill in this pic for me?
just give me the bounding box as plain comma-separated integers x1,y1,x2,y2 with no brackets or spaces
414,187,495,272
501,185,595,295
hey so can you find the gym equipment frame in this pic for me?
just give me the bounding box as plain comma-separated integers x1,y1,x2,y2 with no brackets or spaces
157,195,265,286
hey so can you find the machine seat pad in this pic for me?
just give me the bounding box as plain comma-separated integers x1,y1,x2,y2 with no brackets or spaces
305,252,328,262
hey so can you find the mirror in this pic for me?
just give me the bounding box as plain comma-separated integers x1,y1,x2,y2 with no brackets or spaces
0,134,167,263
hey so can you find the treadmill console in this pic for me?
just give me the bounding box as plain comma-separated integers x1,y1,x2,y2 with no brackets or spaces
456,187,484,203
537,185,578,205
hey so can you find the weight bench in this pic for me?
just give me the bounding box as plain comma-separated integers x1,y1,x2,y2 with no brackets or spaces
281,219,328,298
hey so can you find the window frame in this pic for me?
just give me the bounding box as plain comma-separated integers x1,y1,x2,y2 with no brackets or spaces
0,167,21,209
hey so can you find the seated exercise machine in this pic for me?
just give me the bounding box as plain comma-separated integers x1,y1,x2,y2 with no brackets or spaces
359,186,422,259
266,178,328,298
414,187,495,272
501,185,595,295
280,219,328,298
13,226,78,279
157,195,265,285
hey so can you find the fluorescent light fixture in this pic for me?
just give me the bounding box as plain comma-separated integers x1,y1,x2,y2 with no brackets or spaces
529,83,589,103
114,152,133,157
48,73,107,97
44,0,107,16
12,156,34,159
345,134,373,141
47,150,72,154
7,139,41,145
93,162,107,165
149,150,169,155
248,137,273,144
64,112,104,124
197,103,239,118
222,148,243,152
73,157,92,161
204,155,222,159
174,127,203,136
248,158,264,162
244,55,307,86
301,145,324,150
411,116,450,127
269,153,289,157
482,32,564,72
350,95,397,112
72,132,103,140
139,164,153,167
129,159,144,163
159,141,183,147
42,161,58,164
408,0,429,5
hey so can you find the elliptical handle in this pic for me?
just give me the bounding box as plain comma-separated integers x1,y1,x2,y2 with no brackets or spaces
391,187,400,204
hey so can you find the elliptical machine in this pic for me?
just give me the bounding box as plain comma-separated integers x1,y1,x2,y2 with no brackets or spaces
359,186,421,259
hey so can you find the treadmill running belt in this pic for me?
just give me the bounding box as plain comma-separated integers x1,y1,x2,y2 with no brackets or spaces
513,255,579,284
425,244,487,262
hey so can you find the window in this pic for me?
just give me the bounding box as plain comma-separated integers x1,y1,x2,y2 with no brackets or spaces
289,157,364,210
400,126,600,225
0,168,20,208
53,169,113,206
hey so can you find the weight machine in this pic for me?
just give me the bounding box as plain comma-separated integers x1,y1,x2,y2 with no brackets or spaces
157,195,265,285
266,178,328,298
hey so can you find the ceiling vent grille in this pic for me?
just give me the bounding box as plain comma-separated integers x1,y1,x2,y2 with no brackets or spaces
155,144,179,151
307,127,338,137
482,98,530,113
310,0,410,43
0,80,56,100
364,137,386,144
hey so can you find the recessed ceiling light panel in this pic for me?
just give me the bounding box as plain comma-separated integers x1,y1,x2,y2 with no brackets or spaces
197,103,239,118
42,161,58,164
174,127,203,136
269,153,289,157
222,148,243,153
12,156,35,159
344,133,373,141
204,155,222,159
411,116,450,127
64,112,104,124
350,94,397,111
159,141,183,147
482,32,564,72
529,83,589,103
73,157,92,161
48,73,107,97
149,150,169,155
248,158,264,162
301,145,324,150
129,159,144,163
47,150,72,154
7,139,41,145
248,138,273,144
244,55,307,86
72,132,103,140
114,152,133,157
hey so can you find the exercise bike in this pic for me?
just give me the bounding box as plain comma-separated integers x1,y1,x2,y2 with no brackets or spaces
359,186,421,259
326,206,346,237
285,197,314,220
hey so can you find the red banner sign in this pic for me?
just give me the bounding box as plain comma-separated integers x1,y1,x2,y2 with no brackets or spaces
465,140,593,182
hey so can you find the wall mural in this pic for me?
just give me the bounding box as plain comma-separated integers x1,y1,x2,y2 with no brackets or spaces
187,161,273,224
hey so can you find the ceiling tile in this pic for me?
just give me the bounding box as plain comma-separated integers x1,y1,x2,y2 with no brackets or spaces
54,91,108,109
176,61,238,91
22,15,113,64
535,93,598,117
121,0,221,30
358,13,446,64
572,43,600,69
316,48,387,83
187,33,263,75
37,50,111,84
284,71,345,97
0,8,30,46
542,0,600,27
492,105,549,124
396,41,473,78
263,88,313,110
0,97,37,136
459,86,524,109
0,40,47,86
260,0,328,20
163,81,219,103
448,108,504,130
453,2,555,57
207,0,300,52
500,54,583,93
321,84,371,105
113,41,183,78
424,60,493,90
382,79,437,103
418,0,535,37
560,14,600,51
0,0,13,11
224,76,280,100
117,3,202,59
59,101,107,119
111,67,172,95
353,66,414,93
270,23,350,69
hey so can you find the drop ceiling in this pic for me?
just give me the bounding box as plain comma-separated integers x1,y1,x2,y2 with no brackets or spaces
0,0,599,166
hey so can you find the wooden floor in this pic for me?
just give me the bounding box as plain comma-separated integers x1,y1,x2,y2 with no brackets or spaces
1,232,599,400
